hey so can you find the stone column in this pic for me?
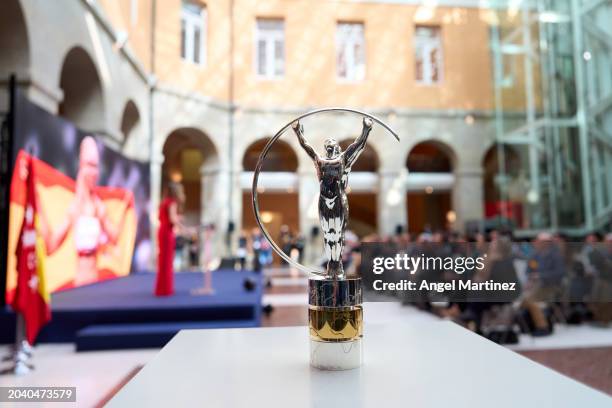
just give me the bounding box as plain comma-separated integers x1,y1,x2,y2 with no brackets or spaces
200,162,227,258
229,168,243,254
452,167,484,232
200,163,230,256
377,169,407,236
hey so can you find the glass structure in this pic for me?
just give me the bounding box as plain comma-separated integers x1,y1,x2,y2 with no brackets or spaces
490,0,612,236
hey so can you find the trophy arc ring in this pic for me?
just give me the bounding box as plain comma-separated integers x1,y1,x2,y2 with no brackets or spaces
252,108,400,370
251,108,400,276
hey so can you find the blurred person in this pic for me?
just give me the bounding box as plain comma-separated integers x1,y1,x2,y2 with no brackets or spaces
465,236,521,335
155,181,184,296
554,233,572,266
253,230,273,270
251,228,262,272
408,233,436,308
279,224,293,264
575,234,604,305
38,136,133,286
481,237,521,299
528,232,565,292
567,234,598,306
473,232,488,259
517,238,535,259
605,233,612,279
397,232,412,251
432,231,444,244
294,233,306,264
522,232,565,335
173,228,187,271
236,231,248,270
188,230,199,267
429,231,448,285
260,237,273,269
566,249,594,323
251,228,276,273
286,232,305,276
587,233,612,325
417,232,433,244
580,233,606,277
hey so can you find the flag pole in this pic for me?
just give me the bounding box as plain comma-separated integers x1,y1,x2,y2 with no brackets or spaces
1,314,33,375
14,313,34,374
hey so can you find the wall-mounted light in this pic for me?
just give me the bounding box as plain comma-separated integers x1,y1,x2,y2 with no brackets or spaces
527,189,539,204
112,31,129,52
261,212,274,223
386,189,401,206
538,12,570,24
170,172,182,182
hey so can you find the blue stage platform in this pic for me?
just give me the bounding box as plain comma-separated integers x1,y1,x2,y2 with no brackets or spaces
0,270,262,351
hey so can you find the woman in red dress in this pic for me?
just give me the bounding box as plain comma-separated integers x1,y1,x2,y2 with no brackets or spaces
155,182,184,296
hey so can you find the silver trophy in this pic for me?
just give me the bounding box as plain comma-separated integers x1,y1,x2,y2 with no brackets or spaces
252,108,399,370
292,117,372,279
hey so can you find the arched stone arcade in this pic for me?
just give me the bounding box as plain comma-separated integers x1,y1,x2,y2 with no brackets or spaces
162,127,219,227
339,139,380,237
406,140,457,234
0,0,30,111
241,138,300,244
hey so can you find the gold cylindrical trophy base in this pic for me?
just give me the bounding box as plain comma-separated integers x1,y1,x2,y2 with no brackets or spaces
308,306,363,341
308,277,363,370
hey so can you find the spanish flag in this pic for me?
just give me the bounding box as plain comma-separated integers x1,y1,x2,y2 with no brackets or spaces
11,156,51,344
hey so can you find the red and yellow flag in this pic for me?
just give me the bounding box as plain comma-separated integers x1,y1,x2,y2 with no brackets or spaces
11,156,51,344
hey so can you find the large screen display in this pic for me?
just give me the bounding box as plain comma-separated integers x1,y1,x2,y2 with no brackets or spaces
4,88,151,302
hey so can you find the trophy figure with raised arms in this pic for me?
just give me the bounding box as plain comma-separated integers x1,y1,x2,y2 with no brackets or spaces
291,117,372,280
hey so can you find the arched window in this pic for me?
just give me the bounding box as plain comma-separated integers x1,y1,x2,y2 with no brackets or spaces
0,1,29,81
120,100,140,142
58,47,105,132
162,127,218,226
339,139,379,172
406,141,453,173
242,138,298,172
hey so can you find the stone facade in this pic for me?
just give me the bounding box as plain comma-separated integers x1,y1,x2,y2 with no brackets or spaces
2,0,503,263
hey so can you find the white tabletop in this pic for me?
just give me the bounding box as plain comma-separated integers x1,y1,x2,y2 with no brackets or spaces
109,321,611,407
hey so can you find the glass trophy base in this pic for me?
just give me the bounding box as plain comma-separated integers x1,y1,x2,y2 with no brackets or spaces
309,338,363,370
